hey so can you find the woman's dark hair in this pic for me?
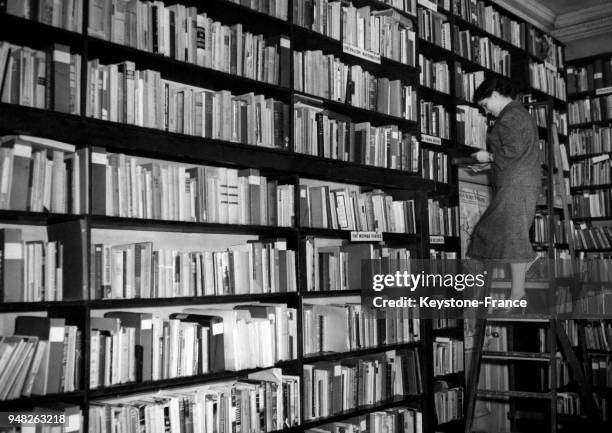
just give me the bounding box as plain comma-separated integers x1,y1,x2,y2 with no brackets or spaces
473,76,517,103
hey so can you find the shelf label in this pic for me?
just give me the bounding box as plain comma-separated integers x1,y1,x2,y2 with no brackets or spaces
92,152,108,165
429,235,445,244
342,43,381,64
212,322,224,335
596,86,612,96
5,242,22,260
141,319,152,330
351,231,383,242
421,134,442,145
418,0,438,11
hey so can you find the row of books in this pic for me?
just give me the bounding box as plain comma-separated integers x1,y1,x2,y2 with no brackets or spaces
91,152,295,225
568,96,612,125
583,321,612,351
303,303,420,354
529,62,567,100
293,50,417,120
574,287,612,315
526,28,564,70
86,61,290,148
303,349,423,420
571,190,612,219
303,238,412,292
2,404,82,433
591,355,612,387
427,199,459,236
88,2,289,87
341,4,417,66
431,303,459,330
453,28,511,77
417,8,451,51
455,67,484,103
573,224,612,250
422,149,449,183
306,407,423,433
528,106,568,135
90,306,297,387
0,316,81,400
433,337,464,376
420,55,450,94
299,185,417,233
428,251,458,275
536,139,569,173
90,239,296,300
5,0,83,32
90,368,300,433
0,229,64,303
0,42,81,115
533,212,566,244
230,0,289,19
434,382,463,424
577,254,612,282
570,157,612,187
420,101,450,139
451,0,525,49
557,392,581,416
456,105,487,149
0,135,87,214
568,125,612,157
566,56,612,94
293,102,421,171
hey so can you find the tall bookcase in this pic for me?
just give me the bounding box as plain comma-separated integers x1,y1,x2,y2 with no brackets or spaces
0,0,577,432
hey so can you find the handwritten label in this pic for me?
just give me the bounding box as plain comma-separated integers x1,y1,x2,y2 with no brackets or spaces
421,134,442,145
342,43,381,64
351,231,383,242
596,86,612,96
429,235,445,244
418,0,438,11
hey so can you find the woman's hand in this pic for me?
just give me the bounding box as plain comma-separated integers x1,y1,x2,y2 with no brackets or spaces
472,150,493,163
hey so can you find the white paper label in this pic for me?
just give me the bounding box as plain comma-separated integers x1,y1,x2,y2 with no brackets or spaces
596,86,612,96
429,235,445,244
350,231,383,242
591,154,610,164
342,43,381,64
280,38,290,49
92,152,108,165
65,414,80,432
418,0,438,11
391,131,399,139
421,134,442,145
53,49,71,64
300,188,306,198
13,143,32,158
50,326,64,342
5,242,22,260
248,175,259,185
594,72,603,79
212,322,224,335
141,319,152,330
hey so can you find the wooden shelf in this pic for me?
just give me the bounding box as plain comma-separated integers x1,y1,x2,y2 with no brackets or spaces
303,341,422,363
302,290,363,298
0,391,85,408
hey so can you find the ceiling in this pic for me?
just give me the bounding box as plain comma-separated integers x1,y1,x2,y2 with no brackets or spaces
536,0,612,15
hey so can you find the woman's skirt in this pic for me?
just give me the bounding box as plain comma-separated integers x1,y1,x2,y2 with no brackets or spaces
467,185,540,263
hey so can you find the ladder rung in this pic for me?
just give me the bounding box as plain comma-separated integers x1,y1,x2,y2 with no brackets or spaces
477,389,552,399
481,351,551,361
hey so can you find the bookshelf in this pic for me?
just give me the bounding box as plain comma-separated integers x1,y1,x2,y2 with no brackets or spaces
0,0,580,432
562,50,612,432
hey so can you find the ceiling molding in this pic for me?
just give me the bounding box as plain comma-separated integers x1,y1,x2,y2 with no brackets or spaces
492,0,555,31
554,2,612,28
552,3,612,42
553,17,612,42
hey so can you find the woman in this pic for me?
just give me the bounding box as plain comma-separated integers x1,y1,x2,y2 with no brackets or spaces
467,77,541,305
